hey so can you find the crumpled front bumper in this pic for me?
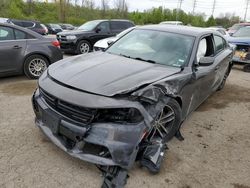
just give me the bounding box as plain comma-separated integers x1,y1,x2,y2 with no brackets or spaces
32,81,150,169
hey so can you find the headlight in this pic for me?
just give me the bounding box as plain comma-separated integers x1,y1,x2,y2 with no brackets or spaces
66,35,77,40
95,108,143,124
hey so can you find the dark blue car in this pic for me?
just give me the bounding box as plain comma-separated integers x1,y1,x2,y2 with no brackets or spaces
228,26,250,72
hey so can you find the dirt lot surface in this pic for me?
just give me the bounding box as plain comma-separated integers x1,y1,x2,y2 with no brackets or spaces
0,64,250,188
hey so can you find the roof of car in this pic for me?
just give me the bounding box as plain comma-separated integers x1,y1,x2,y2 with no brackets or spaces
0,22,43,39
90,19,133,22
137,25,215,37
235,22,250,26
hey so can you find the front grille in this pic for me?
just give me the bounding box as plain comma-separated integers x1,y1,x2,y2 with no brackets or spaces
40,89,97,125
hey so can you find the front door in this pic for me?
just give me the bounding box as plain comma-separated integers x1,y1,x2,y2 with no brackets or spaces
0,26,26,74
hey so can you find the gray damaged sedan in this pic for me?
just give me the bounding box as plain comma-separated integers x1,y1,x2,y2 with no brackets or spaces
32,25,233,187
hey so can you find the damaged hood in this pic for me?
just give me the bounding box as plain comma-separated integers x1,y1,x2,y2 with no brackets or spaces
48,52,181,96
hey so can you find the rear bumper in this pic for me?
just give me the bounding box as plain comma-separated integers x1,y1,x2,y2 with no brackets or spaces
59,41,77,53
49,47,63,63
32,80,149,169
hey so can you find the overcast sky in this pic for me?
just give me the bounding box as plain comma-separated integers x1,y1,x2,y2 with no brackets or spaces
93,0,249,20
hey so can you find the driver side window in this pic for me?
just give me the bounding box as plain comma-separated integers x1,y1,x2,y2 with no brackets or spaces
98,22,110,33
196,35,214,63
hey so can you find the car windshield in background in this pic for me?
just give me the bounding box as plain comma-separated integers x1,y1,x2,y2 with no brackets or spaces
78,20,101,31
233,27,250,37
106,29,194,68
51,24,61,29
231,24,243,30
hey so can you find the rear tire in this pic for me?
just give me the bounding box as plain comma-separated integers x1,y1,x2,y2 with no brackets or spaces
24,55,49,79
217,65,230,91
243,64,250,72
76,40,91,54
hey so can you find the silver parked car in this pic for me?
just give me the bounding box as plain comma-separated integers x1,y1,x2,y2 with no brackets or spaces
0,23,63,79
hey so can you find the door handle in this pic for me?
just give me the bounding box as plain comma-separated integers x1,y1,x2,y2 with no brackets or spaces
13,45,22,49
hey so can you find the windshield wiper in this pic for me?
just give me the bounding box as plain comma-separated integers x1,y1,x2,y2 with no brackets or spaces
134,57,156,64
119,53,131,58
118,54,156,64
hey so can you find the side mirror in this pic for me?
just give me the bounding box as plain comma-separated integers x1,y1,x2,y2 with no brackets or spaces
107,40,114,46
199,56,215,66
96,27,101,33
229,43,236,51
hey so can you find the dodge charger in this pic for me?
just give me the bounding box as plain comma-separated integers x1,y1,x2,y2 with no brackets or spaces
32,25,233,187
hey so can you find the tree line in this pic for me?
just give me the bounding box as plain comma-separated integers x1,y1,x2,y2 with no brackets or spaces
0,0,241,28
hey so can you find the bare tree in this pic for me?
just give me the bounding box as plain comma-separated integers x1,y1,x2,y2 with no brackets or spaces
27,0,32,14
81,0,84,7
101,0,109,17
113,0,128,17
82,0,95,9
58,0,66,22
74,0,78,7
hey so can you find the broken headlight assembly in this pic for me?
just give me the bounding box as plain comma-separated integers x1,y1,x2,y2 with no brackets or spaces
94,108,143,124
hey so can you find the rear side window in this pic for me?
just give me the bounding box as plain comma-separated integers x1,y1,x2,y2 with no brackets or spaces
14,29,35,40
22,21,35,28
110,21,130,30
12,20,23,27
0,26,15,41
214,35,225,53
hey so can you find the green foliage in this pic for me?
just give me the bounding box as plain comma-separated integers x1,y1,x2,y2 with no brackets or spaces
0,1,240,28
215,13,240,29
206,16,217,27
8,0,25,19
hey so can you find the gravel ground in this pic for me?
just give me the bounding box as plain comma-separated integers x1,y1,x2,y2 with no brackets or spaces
0,64,250,188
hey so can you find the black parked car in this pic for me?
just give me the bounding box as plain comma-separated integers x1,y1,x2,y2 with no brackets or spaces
10,19,47,35
57,19,135,54
33,25,233,187
59,23,75,30
45,24,63,34
0,23,63,79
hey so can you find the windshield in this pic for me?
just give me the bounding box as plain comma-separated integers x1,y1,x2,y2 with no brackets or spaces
78,20,101,31
231,24,243,30
106,29,194,68
50,24,61,29
233,27,250,37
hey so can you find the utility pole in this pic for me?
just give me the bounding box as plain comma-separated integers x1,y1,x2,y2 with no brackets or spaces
176,0,183,21
244,0,250,21
192,0,197,15
212,0,216,17
179,0,184,10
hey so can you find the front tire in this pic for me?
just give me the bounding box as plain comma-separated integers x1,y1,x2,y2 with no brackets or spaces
243,64,250,72
76,40,91,54
24,55,49,79
150,98,182,142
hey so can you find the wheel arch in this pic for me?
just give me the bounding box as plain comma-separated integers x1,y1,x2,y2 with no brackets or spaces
22,52,51,74
77,38,92,46
174,96,182,108
23,52,51,65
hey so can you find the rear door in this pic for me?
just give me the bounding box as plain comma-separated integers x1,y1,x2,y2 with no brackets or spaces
110,21,130,35
0,26,27,74
212,35,232,89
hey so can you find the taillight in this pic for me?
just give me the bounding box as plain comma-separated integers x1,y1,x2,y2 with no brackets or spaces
52,40,60,48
